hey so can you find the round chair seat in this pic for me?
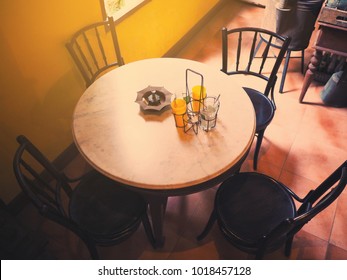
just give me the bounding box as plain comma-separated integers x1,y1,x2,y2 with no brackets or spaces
243,87,275,131
216,172,296,251
69,173,145,244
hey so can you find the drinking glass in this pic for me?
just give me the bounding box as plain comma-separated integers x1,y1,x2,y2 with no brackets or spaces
199,96,220,131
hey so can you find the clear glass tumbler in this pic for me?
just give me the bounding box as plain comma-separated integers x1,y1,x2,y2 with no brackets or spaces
199,96,220,131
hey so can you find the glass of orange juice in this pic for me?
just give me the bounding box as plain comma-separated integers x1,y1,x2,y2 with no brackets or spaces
171,98,187,128
191,85,206,112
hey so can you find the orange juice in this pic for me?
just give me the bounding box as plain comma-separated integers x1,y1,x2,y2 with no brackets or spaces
192,85,206,112
171,99,187,127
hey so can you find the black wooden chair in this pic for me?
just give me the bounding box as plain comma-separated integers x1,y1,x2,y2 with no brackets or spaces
197,161,347,259
66,16,124,88
13,135,155,259
221,27,291,169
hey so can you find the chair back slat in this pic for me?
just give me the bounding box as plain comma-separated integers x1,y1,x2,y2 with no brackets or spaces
222,28,228,72
74,39,94,77
26,176,61,212
246,31,258,72
20,159,56,195
236,32,242,71
95,26,108,66
83,30,100,72
259,35,272,74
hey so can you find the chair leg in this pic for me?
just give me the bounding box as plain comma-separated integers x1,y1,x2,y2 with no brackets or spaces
253,129,265,170
301,50,305,74
197,209,217,241
87,244,99,260
255,249,265,260
141,213,157,249
280,50,291,93
70,225,100,259
284,236,294,257
82,237,99,259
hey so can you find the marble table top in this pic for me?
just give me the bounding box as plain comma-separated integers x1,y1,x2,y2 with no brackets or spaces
72,58,255,191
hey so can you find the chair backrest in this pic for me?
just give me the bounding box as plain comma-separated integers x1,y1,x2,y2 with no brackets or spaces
13,135,73,224
221,27,291,99
263,161,347,246
295,160,347,224
66,16,125,88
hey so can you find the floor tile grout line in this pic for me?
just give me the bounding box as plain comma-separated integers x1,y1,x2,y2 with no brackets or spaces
279,102,309,177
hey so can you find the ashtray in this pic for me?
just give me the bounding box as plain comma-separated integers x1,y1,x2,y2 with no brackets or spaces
135,86,172,111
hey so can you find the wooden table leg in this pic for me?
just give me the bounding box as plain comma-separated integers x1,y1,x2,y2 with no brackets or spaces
145,194,168,248
299,50,322,103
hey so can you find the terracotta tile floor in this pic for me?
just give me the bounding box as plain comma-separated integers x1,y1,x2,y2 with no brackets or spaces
17,1,347,259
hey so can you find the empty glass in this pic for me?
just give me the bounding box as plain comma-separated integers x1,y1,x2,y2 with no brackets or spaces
199,96,220,131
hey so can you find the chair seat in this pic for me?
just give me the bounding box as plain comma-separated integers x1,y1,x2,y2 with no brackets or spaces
243,87,275,132
216,173,296,250
70,172,145,244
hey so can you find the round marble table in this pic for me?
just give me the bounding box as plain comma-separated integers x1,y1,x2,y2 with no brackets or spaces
72,58,255,246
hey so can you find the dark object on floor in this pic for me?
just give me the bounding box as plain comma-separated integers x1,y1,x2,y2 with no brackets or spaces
326,0,347,10
320,70,347,107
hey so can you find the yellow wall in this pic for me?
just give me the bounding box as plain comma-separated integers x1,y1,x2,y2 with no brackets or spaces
0,0,219,203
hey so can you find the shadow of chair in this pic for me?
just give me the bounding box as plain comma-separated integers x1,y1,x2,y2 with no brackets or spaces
221,27,291,169
258,0,325,93
197,161,347,259
66,16,125,88
13,135,155,259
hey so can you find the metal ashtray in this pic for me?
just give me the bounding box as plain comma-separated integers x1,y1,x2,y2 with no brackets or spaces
135,86,172,111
